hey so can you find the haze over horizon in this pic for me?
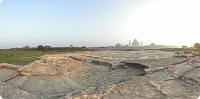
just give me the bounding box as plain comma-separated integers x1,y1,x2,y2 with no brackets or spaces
0,0,200,49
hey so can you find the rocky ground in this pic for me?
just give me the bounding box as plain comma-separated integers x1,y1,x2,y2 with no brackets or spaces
0,50,200,99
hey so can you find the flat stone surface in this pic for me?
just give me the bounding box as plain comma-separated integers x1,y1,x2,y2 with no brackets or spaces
11,76,29,86
0,69,18,80
184,68,200,82
1,50,200,99
21,76,85,94
7,75,22,84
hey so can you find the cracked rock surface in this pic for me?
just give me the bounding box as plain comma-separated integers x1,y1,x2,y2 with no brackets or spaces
0,50,200,99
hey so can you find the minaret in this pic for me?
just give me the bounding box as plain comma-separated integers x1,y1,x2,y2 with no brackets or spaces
140,41,143,46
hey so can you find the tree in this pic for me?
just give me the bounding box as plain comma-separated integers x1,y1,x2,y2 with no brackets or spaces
44,45,51,50
82,46,86,49
24,45,30,51
41,47,47,52
37,45,43,50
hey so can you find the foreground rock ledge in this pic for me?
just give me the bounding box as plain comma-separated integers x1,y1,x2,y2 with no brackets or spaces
0,50,199,99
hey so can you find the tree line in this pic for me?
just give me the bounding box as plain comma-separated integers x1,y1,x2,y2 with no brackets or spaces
5,45,88,52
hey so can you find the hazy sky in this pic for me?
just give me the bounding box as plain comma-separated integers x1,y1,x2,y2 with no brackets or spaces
0,0,200,48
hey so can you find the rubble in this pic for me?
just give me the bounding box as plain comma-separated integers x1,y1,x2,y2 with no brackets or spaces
22,56,84,76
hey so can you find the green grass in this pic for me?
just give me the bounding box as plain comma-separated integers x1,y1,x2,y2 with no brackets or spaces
0,51,67,66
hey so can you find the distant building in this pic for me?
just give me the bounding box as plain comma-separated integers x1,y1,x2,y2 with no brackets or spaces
129,40,131,46
115,43,122,47
157,45,164,46
182,46,187,48
132,39,139,47
150,43,156,47
194,43,200,48
70,44,73,48
123,44,129,47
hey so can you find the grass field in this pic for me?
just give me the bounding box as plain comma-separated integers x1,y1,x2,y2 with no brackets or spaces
0,51,67,66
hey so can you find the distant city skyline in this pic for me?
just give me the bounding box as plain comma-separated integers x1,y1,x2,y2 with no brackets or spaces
114,40,180,48
115,39,177,48
0,0,199,49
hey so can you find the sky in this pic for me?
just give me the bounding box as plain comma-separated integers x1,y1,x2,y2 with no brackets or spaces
0,0,200,48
